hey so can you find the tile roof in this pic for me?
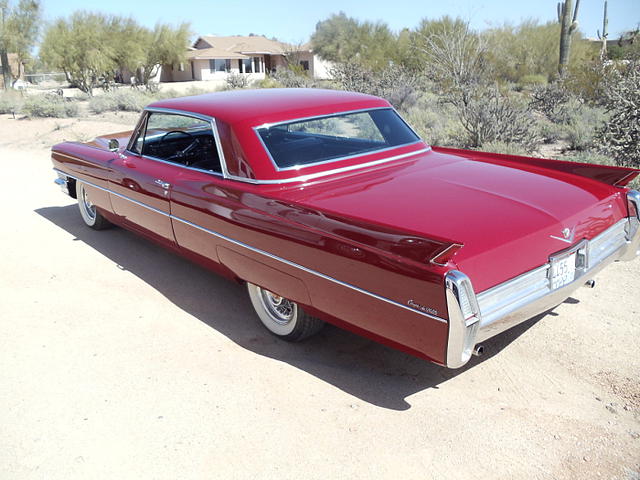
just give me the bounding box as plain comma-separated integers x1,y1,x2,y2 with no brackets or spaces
197,35,289,55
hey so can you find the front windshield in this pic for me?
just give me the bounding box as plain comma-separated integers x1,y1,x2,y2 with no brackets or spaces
256,108,420,170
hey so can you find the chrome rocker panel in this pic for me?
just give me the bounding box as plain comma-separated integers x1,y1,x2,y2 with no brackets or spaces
445,191,640,368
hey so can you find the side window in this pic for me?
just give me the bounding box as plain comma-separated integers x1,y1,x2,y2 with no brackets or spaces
137,112,222,173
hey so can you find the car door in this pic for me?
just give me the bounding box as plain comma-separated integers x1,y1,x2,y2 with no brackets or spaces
109,110,210,248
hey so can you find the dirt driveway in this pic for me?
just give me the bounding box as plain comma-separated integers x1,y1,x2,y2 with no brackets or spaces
0,114,638,480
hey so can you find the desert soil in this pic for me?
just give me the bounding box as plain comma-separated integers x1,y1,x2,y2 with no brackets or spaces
0,112,638,480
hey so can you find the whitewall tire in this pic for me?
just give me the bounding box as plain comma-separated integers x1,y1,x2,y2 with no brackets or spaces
77,181,111,230
247,283,324,341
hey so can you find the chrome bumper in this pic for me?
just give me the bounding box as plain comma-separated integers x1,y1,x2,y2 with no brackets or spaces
445,194,640,368
54,171,70,195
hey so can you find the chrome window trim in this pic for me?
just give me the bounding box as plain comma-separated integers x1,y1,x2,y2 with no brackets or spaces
223,147,431,185
253,106,391,130
53,167,447,325
127,107,231,179
253,107,424,173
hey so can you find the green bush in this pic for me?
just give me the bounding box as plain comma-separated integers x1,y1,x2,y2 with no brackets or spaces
254,76,282,89
0,92,24,114
22,95,79,118
402,92,466,147
518,74,548,88
478,141,531,156
88,89,150,114
534,117,566,144
565,104,607,151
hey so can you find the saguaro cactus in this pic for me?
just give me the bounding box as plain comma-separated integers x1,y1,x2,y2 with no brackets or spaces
597,0,609,60
557,0,581,76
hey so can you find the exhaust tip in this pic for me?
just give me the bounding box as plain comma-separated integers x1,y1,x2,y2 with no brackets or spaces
472,344,485,357
584,279,596,288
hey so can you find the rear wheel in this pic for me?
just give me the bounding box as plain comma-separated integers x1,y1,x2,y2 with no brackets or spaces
246,283,324,341
77,181,111,230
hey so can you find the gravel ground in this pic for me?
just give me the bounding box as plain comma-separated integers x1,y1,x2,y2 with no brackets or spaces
0,114,639,480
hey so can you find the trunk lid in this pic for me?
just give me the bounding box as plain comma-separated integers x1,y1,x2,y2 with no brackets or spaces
278,149,628,292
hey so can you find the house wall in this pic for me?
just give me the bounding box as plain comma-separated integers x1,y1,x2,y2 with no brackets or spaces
194,57,266,81
312,54,333,80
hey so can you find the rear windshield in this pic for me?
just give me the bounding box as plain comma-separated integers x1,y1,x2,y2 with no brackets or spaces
256,108,420,170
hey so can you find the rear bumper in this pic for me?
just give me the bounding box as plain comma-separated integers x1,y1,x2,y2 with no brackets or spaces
445,202,640,368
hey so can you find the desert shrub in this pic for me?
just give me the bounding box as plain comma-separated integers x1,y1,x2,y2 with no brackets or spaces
454,88,539,150
0,92,24,114
225,72,249,89
533,117,566,144
89,89,150,114
597,60,640,168
529,82,573,123
403,98,466,147
564,104,607,151
518,74,548,88
330,62,420,111
22,95,79,118
271,68,315,88
478,141,531,156
254,76,281,89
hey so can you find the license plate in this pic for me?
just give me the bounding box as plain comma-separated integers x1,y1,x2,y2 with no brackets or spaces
550,253,576,290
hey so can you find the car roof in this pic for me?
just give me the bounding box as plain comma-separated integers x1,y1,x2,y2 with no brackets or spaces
147,88,390,127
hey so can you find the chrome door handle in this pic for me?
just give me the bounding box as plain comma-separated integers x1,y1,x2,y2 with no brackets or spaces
154,179,170,189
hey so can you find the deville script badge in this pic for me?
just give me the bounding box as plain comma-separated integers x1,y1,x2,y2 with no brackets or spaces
407,300,438,316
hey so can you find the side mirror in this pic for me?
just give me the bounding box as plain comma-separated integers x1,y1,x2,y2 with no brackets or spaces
108,139,120,152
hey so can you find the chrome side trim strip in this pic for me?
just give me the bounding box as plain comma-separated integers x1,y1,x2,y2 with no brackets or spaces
54,168,447,324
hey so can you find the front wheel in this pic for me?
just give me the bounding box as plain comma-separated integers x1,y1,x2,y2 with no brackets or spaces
246,283,324,341
77,181,111,230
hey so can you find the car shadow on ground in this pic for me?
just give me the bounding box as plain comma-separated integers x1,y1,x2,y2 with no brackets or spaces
36,204,570,411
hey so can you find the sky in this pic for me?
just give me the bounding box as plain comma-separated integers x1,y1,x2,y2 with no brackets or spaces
42,0,639,44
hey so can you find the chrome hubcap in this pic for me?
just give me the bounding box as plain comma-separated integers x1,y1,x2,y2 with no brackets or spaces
82,188,96,220
259,289,295,325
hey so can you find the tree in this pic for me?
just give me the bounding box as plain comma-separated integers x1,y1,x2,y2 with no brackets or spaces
40,13,190,94
0,0,40,89
310,12,397,70
40,12,115,94
134,22,190,88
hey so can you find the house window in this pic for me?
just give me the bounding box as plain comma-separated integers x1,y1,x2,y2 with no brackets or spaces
178,63,185,72
242,58,253,73
299,60,310,71
209,59,230,72
253,57,262,73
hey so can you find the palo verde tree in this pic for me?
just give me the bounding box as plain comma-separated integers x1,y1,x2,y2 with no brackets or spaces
40,12,115,94
40,12,190,94
310,12,397,70
0,0,40,89
134,22,190,88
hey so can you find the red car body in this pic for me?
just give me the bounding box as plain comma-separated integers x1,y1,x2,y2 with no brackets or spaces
51,88,640,368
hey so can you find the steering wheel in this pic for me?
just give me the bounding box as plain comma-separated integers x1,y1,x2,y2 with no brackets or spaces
160,130,200,163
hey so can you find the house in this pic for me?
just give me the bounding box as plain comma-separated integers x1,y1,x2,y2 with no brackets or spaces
0,53,25,89
160,35,332,84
